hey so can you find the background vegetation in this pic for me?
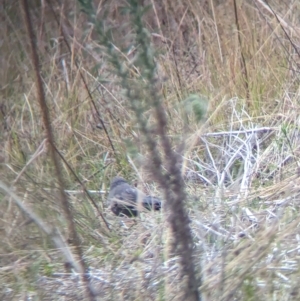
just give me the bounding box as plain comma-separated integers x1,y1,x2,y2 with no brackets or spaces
1,0,300,300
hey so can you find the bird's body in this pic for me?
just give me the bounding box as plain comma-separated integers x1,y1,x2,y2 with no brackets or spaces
108,177,161,217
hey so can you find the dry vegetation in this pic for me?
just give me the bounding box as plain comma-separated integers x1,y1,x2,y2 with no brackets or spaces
1,0,300,300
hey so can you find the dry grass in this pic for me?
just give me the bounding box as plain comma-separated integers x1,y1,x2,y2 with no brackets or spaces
1,0,300,300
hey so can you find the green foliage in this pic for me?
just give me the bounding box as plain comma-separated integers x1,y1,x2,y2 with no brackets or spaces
183,94,208,123
242,276,256,300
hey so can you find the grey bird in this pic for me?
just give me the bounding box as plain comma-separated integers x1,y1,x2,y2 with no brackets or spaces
108,176,162,217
